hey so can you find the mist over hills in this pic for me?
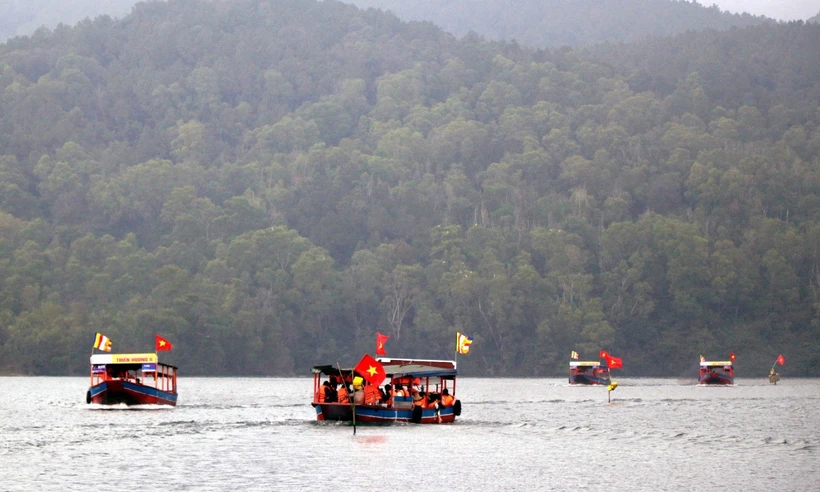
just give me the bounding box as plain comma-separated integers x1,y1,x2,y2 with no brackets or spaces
344,0,773,48
0,0,143,42
0,0,818,376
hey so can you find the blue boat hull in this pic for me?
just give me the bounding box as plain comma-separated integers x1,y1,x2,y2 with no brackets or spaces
89,380,178,406
313,403,456,424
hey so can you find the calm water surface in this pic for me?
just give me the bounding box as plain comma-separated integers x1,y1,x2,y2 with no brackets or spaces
0,377,817,491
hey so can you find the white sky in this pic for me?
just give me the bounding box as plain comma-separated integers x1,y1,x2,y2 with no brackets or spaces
697,1,819,21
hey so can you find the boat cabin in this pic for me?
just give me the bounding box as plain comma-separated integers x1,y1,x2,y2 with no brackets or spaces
310,358,460,423
698,360,733,385
88,353,178,405
569,361,611,385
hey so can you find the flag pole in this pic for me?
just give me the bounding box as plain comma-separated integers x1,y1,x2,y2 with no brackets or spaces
338,361,355,435
454,332,459,367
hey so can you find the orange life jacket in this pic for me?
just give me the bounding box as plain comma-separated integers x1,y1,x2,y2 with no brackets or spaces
364,385,381,405
317,385,327,403
441,395,455,407
337,386,349,404
393,388,405,397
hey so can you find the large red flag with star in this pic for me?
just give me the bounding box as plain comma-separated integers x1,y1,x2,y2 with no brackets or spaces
155,334,173,351
604,354,623,369
376,332,389,356
354,354,386,388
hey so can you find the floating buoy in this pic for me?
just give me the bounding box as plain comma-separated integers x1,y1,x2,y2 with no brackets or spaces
607,381,618,402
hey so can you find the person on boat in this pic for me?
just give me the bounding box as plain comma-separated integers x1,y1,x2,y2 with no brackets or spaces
325,381,338,403
352,377,365,405
412,391,425,408
317,381,330,402
426,392,440,410
393,384,406,398
441,388,455,407
364,383,381,405
380,383,393,407
337,384,349,404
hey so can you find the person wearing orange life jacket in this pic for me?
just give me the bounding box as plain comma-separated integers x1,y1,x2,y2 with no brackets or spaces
317,381,330,403
337,384,349,404
364,383,381,405
412,391,425,408
441,388,455,407
392,384,406,398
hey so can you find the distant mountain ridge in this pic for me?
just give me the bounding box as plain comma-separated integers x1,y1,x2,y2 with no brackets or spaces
345,0,773,48
0,0,149,42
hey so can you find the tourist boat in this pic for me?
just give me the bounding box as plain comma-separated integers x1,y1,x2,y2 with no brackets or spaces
569,360,611,385
86,353,178,406
311,358,461,424
698,360,734,385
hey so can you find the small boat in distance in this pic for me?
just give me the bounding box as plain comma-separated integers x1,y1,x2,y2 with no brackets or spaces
311,358,460,424
87,353,178,406
698,360,734,385
569,360,611,385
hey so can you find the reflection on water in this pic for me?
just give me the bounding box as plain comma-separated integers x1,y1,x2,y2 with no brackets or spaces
0,377,818,490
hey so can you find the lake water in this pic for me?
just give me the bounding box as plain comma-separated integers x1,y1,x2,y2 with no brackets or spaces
0,377,817,491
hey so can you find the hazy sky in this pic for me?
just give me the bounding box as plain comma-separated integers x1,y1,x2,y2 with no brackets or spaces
698,1,819,21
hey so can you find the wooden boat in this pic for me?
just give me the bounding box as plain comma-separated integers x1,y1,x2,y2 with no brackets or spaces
768,370,781,384
87,353,178,406
698,360,734,385
569,360,611,385
311,358,461,424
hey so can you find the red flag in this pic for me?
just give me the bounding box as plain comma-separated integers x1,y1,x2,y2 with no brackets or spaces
376,332,389,356
604,354,623,369
729,352,736,362
155,334,173,351
777,354,785,365
354,354,386,388
599,349,609,359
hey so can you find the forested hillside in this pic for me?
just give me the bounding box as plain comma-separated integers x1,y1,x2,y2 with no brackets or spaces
346,0,772,48
1,0,818,376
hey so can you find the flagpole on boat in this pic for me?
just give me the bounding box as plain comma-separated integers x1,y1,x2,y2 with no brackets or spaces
338,361,355,435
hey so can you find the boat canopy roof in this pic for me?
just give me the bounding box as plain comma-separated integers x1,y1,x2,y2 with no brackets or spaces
90,353,176,369
570,361,603,367
312,358,457,379
700,361,732,366
377,358,457,378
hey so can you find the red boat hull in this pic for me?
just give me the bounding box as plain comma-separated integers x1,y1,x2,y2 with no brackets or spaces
88,380,178,406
